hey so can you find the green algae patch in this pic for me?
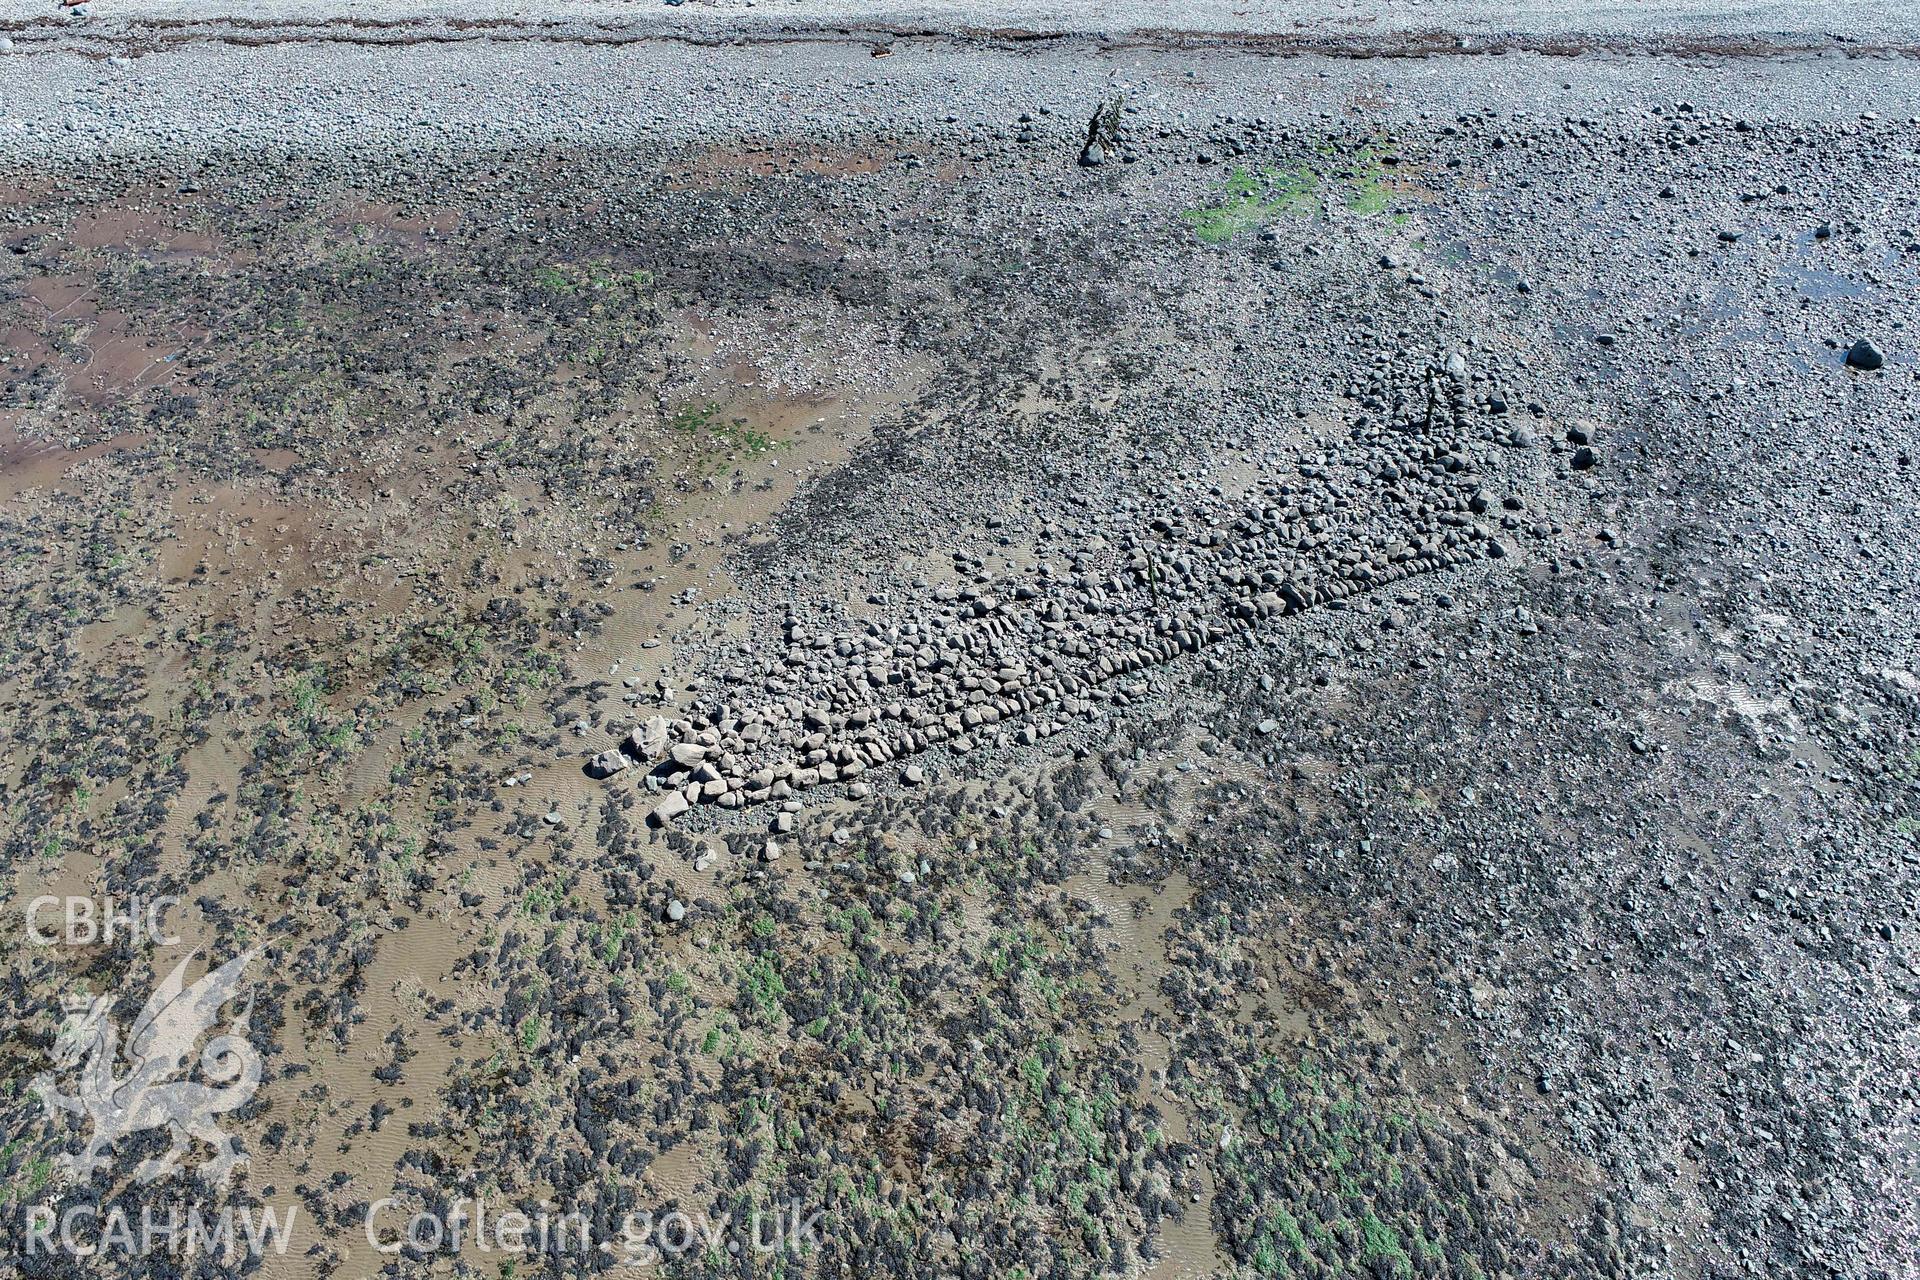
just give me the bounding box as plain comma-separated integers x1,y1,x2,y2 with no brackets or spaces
1186,142,1420,243
1343,140,1399,216
1184,165,1320,244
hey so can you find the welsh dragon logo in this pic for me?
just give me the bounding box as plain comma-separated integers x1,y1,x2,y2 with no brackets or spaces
30,949,264,1189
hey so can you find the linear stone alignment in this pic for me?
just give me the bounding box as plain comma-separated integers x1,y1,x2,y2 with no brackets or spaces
592,353,1532,824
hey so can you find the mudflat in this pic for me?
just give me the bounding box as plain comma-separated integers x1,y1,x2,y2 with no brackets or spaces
2,8,1917,1280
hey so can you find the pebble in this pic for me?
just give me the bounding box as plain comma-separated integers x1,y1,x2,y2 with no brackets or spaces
586,749,629,778
650,790,691,825
1845,338,1885,371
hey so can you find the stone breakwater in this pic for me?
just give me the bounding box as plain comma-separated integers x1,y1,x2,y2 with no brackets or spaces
591,352,1536,826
